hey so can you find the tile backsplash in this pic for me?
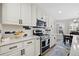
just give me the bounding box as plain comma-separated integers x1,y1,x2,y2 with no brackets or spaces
2,24,33,37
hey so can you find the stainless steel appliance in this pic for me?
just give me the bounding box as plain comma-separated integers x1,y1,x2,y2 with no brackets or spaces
40,35,50,55
33,28,46,36
33,29,43,36
36,19,46,27
33,19,50,55
33,28,50,55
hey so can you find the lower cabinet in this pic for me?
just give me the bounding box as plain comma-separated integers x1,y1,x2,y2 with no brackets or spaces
0,49,22,56
34,38,40,56
0,38,40,56
50,35,56,48
11,50,21,56
23,39,35,56
0,42,22,55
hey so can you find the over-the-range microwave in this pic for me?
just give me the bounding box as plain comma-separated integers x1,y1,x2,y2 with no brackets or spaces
36,19,46,27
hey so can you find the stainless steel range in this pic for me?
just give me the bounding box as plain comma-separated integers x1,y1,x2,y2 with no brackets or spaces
33,28,50,55
40,35,50,55
33,19,50,55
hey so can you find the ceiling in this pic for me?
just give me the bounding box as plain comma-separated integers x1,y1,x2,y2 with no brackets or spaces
36,3,79,20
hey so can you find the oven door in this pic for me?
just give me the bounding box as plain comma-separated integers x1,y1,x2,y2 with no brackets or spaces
41,38,50,54
42,40,46,47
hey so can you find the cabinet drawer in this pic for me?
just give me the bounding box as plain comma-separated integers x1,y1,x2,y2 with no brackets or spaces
0,50,21,56
0,42,22,54
24,39,35,56
24,39,34,46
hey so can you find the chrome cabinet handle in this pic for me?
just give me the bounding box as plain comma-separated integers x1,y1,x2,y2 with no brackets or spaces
19,19,22,24
19,19,21,24
21,49,25,55
27,41,32,44
9,46,17,50
21,20,22,24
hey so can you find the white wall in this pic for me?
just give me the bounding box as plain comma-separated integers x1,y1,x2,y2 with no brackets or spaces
37,3,79,20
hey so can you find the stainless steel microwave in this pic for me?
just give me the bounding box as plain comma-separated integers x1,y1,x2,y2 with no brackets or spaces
36,19,46,27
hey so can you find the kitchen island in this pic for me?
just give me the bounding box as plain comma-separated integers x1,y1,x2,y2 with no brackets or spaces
70,35,79,56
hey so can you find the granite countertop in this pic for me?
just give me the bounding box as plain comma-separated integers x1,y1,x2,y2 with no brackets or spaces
0,35,40,47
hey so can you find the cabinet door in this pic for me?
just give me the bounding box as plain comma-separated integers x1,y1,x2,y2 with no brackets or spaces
31,4,37,26
0,4,2,23
34,38,40,56
48,16,52,28
45,15,49,27
11,50,21,56
50,35,56,47
24,39,34,56
42,11,46,22
21,4,31,26
37,7,46,22
2,3,20,25
0,50,21,56
37,7,43,20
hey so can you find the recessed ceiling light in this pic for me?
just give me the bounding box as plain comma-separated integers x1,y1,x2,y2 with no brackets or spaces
58,10,62,14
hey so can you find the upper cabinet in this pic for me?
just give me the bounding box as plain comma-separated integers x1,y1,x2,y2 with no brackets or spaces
37,7,46,22
31,4,37,26
49,16,54,28
0,4,2,23
2,3,20,25
2,3,32,26
1,3,54,27
20,4,31,26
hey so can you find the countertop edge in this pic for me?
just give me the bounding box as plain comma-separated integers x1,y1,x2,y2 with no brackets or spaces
0,36,40,47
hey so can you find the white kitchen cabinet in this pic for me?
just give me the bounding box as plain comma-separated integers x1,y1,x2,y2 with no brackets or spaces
37,7,42,20
45,15,49,27
2,3,32,26
48,16,53,28
23,39,35,56
37,7,46,22
10,50,21,56
0,42,23,55
0,38,40,56
2,3,20,25
34,38,40,56
50,35,56,48
0,42,23,56
31,4,37,26
37,7,45,21
0,4,2,23
0,50,21,56
20,4,31,26
42,11,46,22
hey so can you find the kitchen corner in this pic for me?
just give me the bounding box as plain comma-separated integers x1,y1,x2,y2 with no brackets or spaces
0,3,55,56
0,24,40,56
